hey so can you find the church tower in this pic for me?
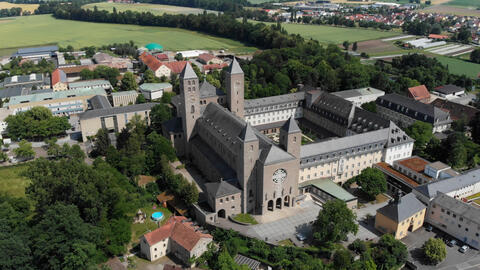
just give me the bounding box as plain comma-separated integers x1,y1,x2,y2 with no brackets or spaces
226,58,244,118
279,116,301,158
238,123,259,213
180,63,200,145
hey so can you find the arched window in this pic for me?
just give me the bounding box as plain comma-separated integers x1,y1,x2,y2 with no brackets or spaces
191,105,195,113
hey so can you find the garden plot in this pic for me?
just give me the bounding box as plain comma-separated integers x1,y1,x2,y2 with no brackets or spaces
427,44,473,56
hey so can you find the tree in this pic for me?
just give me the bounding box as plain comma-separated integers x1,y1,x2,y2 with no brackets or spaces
471,112,480,144
471,48,480,64
423,238,446,265
120,72,138,91
150,104,172,132
136,94,146,104
0,151,8,163
175,53,184,61
361,101,376,113
372,234,407,270
352,41,358,52
313,199,358,244
406,121,433,156
92,128,111,156
31,203,98,270
355,167,387,200
343,41,350,51
143,69,159,83
14,140,35,160
447,140,467,169
333,249,352,270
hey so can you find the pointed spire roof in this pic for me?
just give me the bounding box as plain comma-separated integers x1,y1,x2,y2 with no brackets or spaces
238,123,258,142
180,62,197,79
281,116,301,133
227,57,243,74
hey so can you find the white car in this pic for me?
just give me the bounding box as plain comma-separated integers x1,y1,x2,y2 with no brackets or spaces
296,233,307,241
459,245,469,253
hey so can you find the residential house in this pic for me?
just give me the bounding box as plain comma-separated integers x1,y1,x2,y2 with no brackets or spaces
197,53,223,65
431,99,479,123
139,53,188,78
202,63,228,74
375,192,426,239
408,85,431,103
51,69,69,91
140,216,213,265
376,93,452,132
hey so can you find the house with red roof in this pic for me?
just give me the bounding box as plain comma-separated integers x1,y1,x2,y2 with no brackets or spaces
51,69,68,91
139,52,188,78
202,63,228,74
140,216,213,265
197,53,223,65
408,85,431,103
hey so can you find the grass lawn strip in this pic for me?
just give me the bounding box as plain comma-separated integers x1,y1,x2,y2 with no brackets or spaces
0,164,30,198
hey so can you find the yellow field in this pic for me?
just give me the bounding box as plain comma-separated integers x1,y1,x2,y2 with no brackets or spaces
0,2,38,13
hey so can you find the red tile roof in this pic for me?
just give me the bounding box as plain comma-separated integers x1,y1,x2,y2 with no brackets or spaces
59,65,94,74
143,216,212,251
428,34,449,40
162,61,188,74
408,85,430,101
51,69,66,85
139,52,162,72
375,162,420,188
203,63,228,72
197,53,215,63
154,53,169,61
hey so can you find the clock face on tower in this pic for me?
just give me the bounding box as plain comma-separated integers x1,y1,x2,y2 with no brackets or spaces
272,169,287,184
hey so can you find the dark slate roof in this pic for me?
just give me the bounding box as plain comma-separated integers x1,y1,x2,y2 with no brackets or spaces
3,74,44,85
244,92,304,109
205,180,241,199
377,193,426,222
311,91,354,121
163,117,183,134
385,121,414,147
349,107,390,133
199,81,225,98
234,254,260,270
376,94,451,125
430,193,480,224
239,124,258,142
191,136,237,180
201,103,295,165
79,103,156,120
0,87,26,99
434,84,464,95
89,95,112,110
430,99,479,122
281,116,301,133
227,58,243,74
414,168,480,199
180,62,197,79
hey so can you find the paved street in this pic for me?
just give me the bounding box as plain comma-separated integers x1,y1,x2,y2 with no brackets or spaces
347,201,388,244
402,227,480,270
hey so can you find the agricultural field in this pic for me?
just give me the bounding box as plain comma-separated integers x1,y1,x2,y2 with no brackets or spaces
0,15,257,56
443,0,480,8
82,2,217,15
0,1,38,13
254,21,399,44
418,5,480,16
0,164,30,198
433,55,480,79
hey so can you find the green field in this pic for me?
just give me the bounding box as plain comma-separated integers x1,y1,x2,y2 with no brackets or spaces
443,0,480,8
251,21,400,44
82,2,217,15
0,164,30,197
433,55,480,79
0,15,257,56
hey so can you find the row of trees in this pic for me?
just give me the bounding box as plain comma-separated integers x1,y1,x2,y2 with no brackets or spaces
0,7,24,17
138,0,248,12
0,57,55,77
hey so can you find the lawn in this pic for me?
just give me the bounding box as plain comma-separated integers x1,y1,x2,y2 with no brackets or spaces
130,204,172,243
0,164,30,197
432,55,480,79
252,21,400,44
0,1,39,13
232,213,258,224
82,2,217,15
0,15,257,57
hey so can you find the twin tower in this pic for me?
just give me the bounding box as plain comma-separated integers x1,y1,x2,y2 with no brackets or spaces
179,58,245,142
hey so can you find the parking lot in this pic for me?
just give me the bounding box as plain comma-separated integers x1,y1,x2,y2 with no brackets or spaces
402,226,480,270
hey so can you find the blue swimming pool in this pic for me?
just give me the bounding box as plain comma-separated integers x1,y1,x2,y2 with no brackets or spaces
151,211,164,221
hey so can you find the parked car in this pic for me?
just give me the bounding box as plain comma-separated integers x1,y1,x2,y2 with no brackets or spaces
459,245,469,253
447,239,457,247
425,224,433,232
296,233,306,241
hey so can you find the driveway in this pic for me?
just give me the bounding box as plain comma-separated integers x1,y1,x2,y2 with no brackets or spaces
346,201,388,244
402,227,480,270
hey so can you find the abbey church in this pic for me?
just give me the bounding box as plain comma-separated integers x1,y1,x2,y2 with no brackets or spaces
163,59,414,221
